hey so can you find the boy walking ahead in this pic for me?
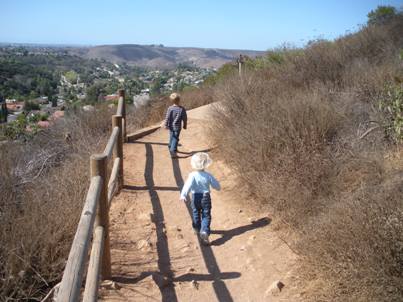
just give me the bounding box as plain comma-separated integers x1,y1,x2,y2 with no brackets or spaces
164,93,187,157
180,152,221,245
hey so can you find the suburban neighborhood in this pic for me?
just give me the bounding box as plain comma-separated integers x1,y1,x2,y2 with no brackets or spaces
0,45,217,138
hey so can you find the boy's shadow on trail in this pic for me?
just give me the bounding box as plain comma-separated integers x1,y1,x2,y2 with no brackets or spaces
210,217,271,246
130,140,213,159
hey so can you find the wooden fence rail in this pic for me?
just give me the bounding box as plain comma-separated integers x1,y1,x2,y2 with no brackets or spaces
103,127,119,158
57,90,126,302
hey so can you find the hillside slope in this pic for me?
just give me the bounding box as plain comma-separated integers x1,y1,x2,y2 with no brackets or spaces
206,15,403,302
69,44,265,69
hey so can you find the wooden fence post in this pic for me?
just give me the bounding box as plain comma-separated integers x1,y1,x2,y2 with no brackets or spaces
238,54,244,77
112,115,123,189
118,89,127,142
90,154,112,279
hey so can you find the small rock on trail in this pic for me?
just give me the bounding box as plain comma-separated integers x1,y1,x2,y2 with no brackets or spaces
101,280,121,290
136,239,152,250
265,280,285,297
190,280,199,290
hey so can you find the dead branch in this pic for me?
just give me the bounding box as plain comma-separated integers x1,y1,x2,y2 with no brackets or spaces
40,282,60,302
16,151,61,186
12,252,49,286
359,125,381,140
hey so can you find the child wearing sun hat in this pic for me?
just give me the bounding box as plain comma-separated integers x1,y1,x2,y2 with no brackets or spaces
180,152,221,245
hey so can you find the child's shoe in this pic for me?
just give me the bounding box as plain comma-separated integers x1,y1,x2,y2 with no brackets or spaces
200,232,209,245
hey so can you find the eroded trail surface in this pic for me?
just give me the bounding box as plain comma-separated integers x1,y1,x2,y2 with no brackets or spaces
100,105,300,302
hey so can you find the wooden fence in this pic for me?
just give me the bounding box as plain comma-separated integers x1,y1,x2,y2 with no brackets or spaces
57,89,126,302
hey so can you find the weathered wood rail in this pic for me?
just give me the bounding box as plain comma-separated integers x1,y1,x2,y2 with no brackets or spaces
57,90,127,302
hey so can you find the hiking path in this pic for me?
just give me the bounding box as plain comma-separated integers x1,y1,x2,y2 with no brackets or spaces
99,104,300,302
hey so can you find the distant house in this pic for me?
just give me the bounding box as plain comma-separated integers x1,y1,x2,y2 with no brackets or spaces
53,110,64,118
36,97,49,104
77,93,86,100
6,102,24,112
7,114,18,123
104,94,119,102
37,121,50,128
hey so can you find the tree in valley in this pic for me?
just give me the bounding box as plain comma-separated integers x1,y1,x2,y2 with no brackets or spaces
64,70,78,84
85,83,105,103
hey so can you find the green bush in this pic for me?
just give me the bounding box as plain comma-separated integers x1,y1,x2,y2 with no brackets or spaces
1,114,30,140
64,70,78,84
379,83,403,142
0,111,51,141
368,5,397,25
203,63,237,86
244,51,287,70
27,113,49,123
24,100,40,111
40,113,49,121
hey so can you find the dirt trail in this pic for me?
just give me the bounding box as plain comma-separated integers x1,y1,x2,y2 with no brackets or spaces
100,104,300,302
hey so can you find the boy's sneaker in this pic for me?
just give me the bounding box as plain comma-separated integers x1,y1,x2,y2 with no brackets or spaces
200,232,209,245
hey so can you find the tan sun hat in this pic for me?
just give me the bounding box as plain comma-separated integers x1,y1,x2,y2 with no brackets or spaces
191,152,212,170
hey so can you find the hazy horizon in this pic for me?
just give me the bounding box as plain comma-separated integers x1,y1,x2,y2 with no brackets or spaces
0,41,267,52
2,0,402,51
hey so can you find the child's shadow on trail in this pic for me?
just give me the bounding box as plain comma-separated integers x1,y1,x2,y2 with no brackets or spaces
175,148,214,159
210,217,271,246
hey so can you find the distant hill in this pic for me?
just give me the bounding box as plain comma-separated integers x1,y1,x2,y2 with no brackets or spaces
68,44,265,69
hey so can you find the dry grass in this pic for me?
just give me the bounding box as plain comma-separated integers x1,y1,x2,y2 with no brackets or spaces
126,87,215,133
0,106,126,300
209,17,403,301
0,84,214,300
0,106,113,300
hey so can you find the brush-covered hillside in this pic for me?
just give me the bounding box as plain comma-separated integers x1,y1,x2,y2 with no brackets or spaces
69,44,264,69
206,7,403,302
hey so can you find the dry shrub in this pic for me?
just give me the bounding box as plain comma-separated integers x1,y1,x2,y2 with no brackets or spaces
126,87,215,133
212,73,340,225
302,166,403,301
209,17,403,301
0,105,113,300
181,86,215,108
126,95,169,133
0,84,215,300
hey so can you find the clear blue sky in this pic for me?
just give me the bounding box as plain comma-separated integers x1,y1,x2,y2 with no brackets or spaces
1,0,402,50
